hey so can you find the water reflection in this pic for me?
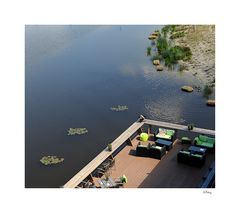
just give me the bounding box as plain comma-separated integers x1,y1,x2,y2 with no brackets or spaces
25,25,101,67
119,63,140,76
25,25,214,187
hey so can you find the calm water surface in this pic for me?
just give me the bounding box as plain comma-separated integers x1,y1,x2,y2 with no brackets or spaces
25,25,215,187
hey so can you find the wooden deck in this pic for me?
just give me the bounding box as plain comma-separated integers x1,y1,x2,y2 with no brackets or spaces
63,121,144,188
64,119,215,188
104,135,215,188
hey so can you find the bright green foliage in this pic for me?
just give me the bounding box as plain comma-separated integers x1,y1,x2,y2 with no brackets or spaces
156,36,169,54
148,25,192,67
162,46,192,66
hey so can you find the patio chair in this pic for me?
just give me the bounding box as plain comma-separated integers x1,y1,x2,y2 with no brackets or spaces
154,128,175,141
79,179,91,188
149,144,166,159
194,135,215,149
136,142,149,157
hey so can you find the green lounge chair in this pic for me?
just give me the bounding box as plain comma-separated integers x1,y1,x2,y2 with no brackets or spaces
194,135,215,149
155,128,175,141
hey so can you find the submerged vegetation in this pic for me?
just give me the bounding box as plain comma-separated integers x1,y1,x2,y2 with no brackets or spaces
203,85,213,98
67,128,88,135
40,156,64,165
111,105,128,111
151,54,161,61
147,47,151,56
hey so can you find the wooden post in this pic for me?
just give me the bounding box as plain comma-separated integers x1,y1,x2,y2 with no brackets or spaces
137,128,143,135
109,154,114,160
148,125,152,135
126,138,133,146
173,129,178,144
88,174,94,183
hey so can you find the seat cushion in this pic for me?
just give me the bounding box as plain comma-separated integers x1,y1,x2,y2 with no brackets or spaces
207,137,215,144
150,145,162,150
179,150,190,155
166,129,175,136
199,135,208,142
196,141,214,148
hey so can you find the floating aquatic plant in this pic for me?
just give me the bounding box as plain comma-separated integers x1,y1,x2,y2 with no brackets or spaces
40,156,64,165
147,47,152,55
110,105,128,111
67,128,88,135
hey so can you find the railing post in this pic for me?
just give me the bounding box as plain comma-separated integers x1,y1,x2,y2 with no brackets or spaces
148,124,152,135
137,128,143,135
126,138,133,146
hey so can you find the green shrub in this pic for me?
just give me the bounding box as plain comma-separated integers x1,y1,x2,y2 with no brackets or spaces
170,31,185,39
161,25,176,37
148,25,192,67
147,47,151,55
161,46,192,66
156,36,169,54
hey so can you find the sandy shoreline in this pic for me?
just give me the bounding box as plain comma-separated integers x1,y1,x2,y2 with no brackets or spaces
173,25,215,87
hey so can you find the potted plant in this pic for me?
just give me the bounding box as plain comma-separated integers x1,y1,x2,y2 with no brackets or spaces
188,123,194,130
108,143,112,151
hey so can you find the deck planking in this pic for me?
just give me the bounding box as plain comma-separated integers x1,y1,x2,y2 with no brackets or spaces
63,121,144,188
108,135,214,188
64,119,215,188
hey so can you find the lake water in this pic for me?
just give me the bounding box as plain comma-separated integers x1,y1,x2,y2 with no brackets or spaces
25,25,215,188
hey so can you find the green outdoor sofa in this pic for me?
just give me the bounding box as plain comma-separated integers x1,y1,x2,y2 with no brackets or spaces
154,128,175,141
194,135,215,149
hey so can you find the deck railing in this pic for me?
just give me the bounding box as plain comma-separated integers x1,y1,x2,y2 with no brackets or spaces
63,119,215,188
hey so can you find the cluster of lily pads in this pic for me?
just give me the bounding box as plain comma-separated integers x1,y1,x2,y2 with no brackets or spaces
110,105,128,111
40,156,64,165
67,128,88,135
41,105,129,167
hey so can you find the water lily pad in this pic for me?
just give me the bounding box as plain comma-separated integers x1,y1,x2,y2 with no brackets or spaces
110,105,128,111
67,128,88,135
40,156,64,165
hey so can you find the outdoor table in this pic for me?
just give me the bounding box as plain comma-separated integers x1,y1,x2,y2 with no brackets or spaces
98,177,117,188
188,146,207,154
